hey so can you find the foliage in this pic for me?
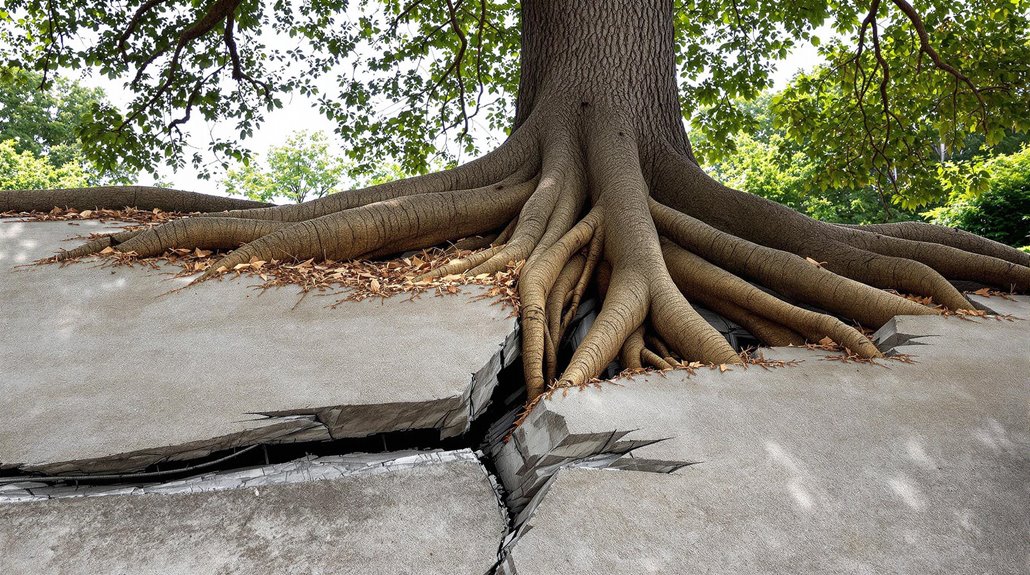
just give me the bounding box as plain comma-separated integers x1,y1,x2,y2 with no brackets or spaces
924,146,1030,247
768,0,1030,210
0,66,131,184
3,0,1025,188
223,131,347,204
702,94,918,224
0,139,88,190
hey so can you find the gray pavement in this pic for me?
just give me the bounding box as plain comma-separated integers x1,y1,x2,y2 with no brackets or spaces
501,299,1030,574
0,452,505,575
0,220,517,473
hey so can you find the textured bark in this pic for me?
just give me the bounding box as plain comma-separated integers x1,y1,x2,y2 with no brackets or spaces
1,186,269,212
9,0,1029,401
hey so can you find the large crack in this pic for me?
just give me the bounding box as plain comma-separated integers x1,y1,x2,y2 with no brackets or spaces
0,321,520,477
0,331,527,575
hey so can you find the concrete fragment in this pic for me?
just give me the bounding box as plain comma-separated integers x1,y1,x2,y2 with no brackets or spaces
499,306,1030,573
0,451,506,575
0,220,518,473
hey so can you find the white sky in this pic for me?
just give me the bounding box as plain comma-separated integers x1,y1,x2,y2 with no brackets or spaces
75,25,825,194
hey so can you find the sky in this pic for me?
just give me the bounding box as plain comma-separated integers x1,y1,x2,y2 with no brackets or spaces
76,24,826,195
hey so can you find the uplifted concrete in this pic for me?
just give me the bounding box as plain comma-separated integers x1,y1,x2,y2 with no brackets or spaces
0,450,505,575
0,220,518,473
499,300,1030,574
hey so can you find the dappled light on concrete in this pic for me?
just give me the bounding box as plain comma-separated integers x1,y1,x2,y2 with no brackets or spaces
0,221,518,474
496,299,1029,573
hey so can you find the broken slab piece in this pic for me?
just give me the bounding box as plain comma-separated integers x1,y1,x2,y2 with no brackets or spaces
0,450,506,574
0,220,518,474
497,308,1030,573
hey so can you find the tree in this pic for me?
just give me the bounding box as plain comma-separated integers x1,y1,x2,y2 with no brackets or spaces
0,67,132,184
925,146,1030,248
224,131,348,204
0,139,88,190
1,0,1028,400
702,94,920,224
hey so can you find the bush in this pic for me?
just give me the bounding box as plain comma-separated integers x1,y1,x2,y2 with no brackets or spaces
925,147,1030,247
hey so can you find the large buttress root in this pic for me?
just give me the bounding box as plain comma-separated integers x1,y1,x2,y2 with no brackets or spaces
19,105,1029,404
841,221,1030,268
1,186,270,213
661,239,880,357
201,177,539,277
649,199,933,327
653,150,1030,304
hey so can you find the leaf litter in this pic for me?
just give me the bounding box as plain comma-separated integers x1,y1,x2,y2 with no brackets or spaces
14,211,523,313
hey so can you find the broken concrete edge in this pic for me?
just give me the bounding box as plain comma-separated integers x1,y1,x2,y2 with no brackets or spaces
0,322,520,476
487,311,990,565
871,308,1025,354
0,448,483,502
487,398,690,565
871,316,937,352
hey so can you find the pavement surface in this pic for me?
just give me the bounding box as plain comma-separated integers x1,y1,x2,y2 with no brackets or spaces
0,453,505,575
500,299,1030,574
0,220,517,473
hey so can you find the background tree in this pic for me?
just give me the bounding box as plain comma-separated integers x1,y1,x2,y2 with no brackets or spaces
223,131,348,204
925,146,1030,249
0,139,87,190
704,89,1030,242
0,67,132,185
1,0,1028,400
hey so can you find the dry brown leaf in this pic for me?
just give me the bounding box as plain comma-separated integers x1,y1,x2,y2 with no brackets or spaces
804,257,826,268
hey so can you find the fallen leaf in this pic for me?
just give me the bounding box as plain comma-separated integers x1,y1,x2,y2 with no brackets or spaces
805,257,826,268
99,246,116,254
370,278,381,293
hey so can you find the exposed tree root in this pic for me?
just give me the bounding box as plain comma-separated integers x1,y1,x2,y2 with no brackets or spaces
1,186,269,213
16,106,1030,403
661,239,880,357
841,222,1030,267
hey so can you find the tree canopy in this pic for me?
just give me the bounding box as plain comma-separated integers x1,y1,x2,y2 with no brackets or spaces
0,67,132,185
223,130,348,204
1,0,1026,196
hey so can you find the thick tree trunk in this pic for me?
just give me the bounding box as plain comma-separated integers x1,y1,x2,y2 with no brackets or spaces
515,0,692,161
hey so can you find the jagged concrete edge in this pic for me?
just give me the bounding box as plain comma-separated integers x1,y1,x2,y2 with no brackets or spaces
4,319,520,475
872,316,938,353
0,449,483,502
489,400,690,564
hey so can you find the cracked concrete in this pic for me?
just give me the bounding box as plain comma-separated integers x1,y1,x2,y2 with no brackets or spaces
496,300,1030,573
0,449,506,574
0,220,518,474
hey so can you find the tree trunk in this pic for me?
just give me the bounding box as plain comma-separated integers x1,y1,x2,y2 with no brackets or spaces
515,0,692,162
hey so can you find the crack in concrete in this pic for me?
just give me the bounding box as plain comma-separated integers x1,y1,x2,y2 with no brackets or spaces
1,323,521,477
484,400,694,571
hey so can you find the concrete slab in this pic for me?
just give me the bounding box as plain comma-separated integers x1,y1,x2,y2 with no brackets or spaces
0,450,505,574
498,303,1030,574
0,220,518,473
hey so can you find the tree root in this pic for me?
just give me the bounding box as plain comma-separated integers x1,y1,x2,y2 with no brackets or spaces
1,186,269,213
661,239,880,357
841,221,1030,267
19,106,1029,403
